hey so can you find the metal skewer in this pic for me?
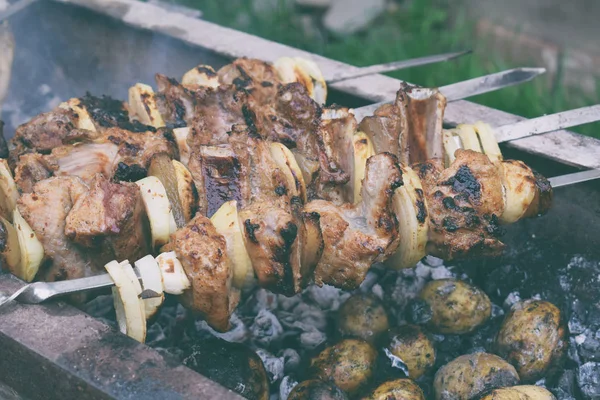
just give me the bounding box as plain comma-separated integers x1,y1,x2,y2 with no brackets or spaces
326,50,471,83
548,169,600,188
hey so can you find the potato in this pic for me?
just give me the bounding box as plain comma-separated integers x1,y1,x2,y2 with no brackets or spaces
288,380,349,400
434,352,520,400
308,339,378,396
478,385,556,400
182,337,269,400
418,279,491,334
362,379,425,400
337,293,389,344
494,300,566,383
383,325,435,379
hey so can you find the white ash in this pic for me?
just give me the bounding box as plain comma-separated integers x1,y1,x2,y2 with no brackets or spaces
253,289,279,313
503,291,522,310
371,283,384,300
280,348,301,372
491,304,505,318
256,349,285,383
577,362,600,400
305,284,349,311
250,309,284,347
300,327,327,350
196,312,248,343
279,376,298,400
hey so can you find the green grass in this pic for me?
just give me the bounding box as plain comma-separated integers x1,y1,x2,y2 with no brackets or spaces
177,0,600,137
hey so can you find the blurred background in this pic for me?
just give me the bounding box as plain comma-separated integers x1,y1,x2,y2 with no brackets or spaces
173,0,600,137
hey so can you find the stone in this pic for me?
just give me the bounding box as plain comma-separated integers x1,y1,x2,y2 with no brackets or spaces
577,362,600,399
323,0,386,36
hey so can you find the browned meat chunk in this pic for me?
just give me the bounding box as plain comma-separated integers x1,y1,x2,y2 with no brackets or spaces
359,83,446,164
17,177,98,282
162,215,239,332
305,153,403,289
12,108,77,154
14,153,57,193
155,74,196,128
420,149,506,260
77,93,155,133
65,174,150,262
217,58,282,104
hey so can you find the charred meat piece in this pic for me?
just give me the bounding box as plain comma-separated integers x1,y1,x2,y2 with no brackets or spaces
217,57,282,104
17,176,98,282
420,149,506,260
65,174,150,262
13,127,177,188
359,83,446,165
155,74,196,128
305,153,403,289
77,93,154,133
162,214,240,332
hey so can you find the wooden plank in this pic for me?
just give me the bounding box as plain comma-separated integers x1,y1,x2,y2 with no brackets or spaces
54,0,600,170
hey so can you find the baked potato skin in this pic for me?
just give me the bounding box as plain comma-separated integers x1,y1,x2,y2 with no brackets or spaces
337,293,390,344
434,352,520,400
494,300,566,383
308,339,378,396
362,379,425,400
384,325,435,379
419,279,492,334
478,385,557,400
287,380,349,400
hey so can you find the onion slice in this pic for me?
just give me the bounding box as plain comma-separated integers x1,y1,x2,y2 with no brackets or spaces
181,65,220,88
210,200,255,290
442,129,462,167
386,166,429,270
136,176,177,249
473,122,503,163
172,127,191,166
455,124,482,152
269,142,307,202
105,260,146,343
59,98,96,132
148,153,186,229
0,216,21,275
156,251,191,295
499,160,537,224
0,159,18,222
172,160,198,222
352,131,376,204
12,208,44,282
274,57,327,104
134,255,165,319
128,83,165,128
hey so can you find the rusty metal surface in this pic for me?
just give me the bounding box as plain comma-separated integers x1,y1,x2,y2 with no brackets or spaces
0,273,242,400
53,0,600,171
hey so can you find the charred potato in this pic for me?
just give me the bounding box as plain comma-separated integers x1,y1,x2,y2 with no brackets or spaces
308,339,378,396
418,279,491,334
383,325,435,379
434,352,520,400
494,300,566,383
479,385,556,400
288,380,349,400
182,337,269,400
337,293,390,344
362,379,425,400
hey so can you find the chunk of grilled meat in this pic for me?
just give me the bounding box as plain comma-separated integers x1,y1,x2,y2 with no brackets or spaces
17,177,99,282
65,174,150,262
13,127,178,191
304,153,403,289
162,214,240,332
217,57,282,104
155,74,196,129
359,83,446,165
418,150,506,260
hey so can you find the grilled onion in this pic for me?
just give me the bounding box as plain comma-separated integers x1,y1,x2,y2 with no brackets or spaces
269,142,307,202
148,153,186,229
172,160,197,222
473,122,503,163
210,200,254,290
59,98,97,131
156,251,191,295
386,166,428,269
182,65,220,88
12,208,44,282
442,129,462,167
0,159,18,221
134,255,165,319
455,124,482,152
0,216,21,276
105,260,146,343
136,176,177,249
274,57,327,104
173,127,191,166
128,83,165,128
352,131,375,204
499,160,537,224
